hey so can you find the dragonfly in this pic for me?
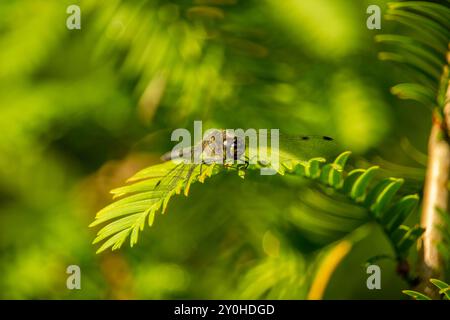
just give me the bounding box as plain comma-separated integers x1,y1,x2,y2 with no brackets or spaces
161,129,245,164
153,129,339,192
161,129,339,166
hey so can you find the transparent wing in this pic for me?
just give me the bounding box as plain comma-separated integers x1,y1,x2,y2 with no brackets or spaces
154,161,198,192
160,132,340,164
278,134,339,161
247,133,339,163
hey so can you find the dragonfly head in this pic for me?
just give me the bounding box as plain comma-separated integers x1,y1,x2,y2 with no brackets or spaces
201,130,246,163
223,131,245,162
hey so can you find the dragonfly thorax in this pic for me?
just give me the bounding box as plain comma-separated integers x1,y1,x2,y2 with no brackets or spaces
200,129,245,163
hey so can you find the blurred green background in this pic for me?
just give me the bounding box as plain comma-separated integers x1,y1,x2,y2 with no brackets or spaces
0,0,433,299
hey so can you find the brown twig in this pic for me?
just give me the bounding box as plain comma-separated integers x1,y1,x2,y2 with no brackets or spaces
417,52,450,296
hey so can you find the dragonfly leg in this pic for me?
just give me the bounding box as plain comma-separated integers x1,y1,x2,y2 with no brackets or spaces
236,156,249,170
244,155,250,169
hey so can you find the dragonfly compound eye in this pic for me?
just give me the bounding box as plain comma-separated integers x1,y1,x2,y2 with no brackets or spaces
232,136,245,161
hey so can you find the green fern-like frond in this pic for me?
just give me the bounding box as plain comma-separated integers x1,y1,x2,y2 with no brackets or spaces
402,289,432,300
430,278,450,299
271,151,422,260
90,161,220,253
376,1,450,110
91,151,422,259
403,278,450,300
